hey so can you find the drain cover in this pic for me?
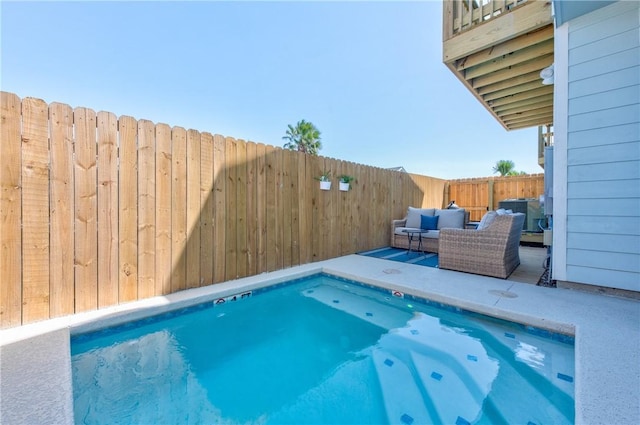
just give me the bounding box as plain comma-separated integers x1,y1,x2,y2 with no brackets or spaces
489,289,518,298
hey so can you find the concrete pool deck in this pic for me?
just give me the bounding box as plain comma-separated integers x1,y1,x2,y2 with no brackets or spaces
1,254,639,424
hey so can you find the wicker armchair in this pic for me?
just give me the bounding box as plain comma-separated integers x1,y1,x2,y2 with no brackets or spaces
438,213,525,279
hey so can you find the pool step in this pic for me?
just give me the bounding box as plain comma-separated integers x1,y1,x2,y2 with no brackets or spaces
302,284,413,330
372,348,431,425
372,312,502,425
410,350,484,425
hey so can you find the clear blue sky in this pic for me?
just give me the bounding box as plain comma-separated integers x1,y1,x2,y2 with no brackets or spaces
1,0,541,180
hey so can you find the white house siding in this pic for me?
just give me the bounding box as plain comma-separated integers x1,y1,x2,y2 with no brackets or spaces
562,0,640,292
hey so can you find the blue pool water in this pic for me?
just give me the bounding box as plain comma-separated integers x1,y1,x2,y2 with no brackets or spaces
71,274,575,425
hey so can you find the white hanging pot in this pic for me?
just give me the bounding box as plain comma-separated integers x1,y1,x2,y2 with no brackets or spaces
320,181,332,191
339,181,350,191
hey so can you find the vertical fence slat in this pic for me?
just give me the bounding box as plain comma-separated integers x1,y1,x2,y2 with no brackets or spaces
235,139,248,279
265,145,277,271
282,149,293,268
186,129,201,288
370,167,380,249
171,127,187,292
256,143,267,274
49,102,74,317
274,148,284,268
155,123,172,295
310,155,322,261
297,152,310,264
339,161,353,255
22,98,51,323
97,111,119,308
298,155,315,264
73,107,98,313
200,132,214,286
336,160,347,255
118,115,138,302
225,137,237,280
212,134,226,283
327,159,338,258
349,162,359,252
0,92,23,328
289,150,300,266
138,120,156,298
245,141,257,276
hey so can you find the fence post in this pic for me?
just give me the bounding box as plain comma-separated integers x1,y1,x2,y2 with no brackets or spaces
488,179,495,210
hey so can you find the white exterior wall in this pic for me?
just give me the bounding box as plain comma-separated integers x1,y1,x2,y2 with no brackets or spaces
554,1,640,292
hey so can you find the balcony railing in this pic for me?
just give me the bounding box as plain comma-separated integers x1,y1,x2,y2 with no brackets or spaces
443,0,531,41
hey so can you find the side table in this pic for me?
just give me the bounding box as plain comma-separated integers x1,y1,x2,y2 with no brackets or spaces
402,228,427,255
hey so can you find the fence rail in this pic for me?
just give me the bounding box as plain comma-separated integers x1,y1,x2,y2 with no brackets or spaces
0,92,449,328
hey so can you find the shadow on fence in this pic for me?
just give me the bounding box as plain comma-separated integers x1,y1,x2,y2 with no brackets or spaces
0,92,450,328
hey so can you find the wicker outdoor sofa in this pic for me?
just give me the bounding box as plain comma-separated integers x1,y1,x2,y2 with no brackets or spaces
391,207,468,253
438,212,526,279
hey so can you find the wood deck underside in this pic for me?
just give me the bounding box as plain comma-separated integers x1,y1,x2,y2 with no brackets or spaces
443,1,555,130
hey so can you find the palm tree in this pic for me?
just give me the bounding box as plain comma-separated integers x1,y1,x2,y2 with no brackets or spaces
282,120,322,155
492,160,516,176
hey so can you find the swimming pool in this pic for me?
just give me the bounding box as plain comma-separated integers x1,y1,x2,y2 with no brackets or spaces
71,273,574,424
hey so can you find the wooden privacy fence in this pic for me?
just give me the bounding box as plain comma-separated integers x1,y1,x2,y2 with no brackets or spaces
446,174,545,221
0,92,446,328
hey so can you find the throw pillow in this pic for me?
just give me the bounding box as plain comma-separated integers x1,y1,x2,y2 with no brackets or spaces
435,208,466,229
420,214,439,230
477,211,498,230
406,207,435,228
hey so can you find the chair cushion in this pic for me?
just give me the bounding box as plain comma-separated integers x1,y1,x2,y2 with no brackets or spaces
477,211,498,230
421,230,439,239
420,214,439,230
435,208,465,229
406,207,435,228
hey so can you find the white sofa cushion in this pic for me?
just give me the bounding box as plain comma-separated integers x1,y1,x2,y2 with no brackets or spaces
406,207,435,228
435,208,466,229
421,230,439,239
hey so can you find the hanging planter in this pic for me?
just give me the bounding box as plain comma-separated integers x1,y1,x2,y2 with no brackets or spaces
315,170,332,191
338,175,354,192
